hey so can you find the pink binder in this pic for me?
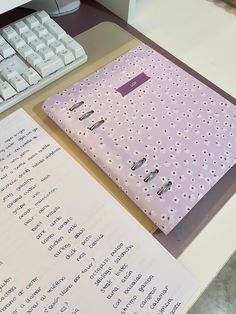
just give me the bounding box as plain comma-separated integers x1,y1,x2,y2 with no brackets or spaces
43,43,236,234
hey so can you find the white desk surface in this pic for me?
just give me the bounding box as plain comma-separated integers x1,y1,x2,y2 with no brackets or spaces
130,0,236,312
1,2,235,311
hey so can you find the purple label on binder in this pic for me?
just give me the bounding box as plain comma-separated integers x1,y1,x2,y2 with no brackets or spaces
116,72,150,96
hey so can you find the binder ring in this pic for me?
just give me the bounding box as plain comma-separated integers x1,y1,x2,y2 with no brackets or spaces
144,169,159,182
69,101,84,111
131,158,146,171
88,119,105,131
79,110,94,120
157,181,172,196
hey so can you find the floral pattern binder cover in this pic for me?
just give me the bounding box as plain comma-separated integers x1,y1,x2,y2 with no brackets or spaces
43,43,236,234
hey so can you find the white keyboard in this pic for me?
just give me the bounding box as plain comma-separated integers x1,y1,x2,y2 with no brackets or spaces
0,11,88,113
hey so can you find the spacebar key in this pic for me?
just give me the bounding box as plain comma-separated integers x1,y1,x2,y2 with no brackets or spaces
36,57,64,77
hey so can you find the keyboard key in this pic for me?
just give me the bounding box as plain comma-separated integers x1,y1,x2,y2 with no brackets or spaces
29,38,45,51
13,21,29,35
2,26,18,41
50,40,65,54
38,46,54,60
61,36,85,58
44,20,66,39
0,81,16,100
9,35,25,50
24,15,40,29
61,34,73,45
22,30,37,44
18,44,34,59
0,43,16,58
59,49,75,65
0,35,5,45
33,25,48,37
36,56,63,77
41,33,56,45
68,42,85,59
1,67,18,80
35,11,50,24
9,74,29,92
22,67,41,85
27,52,43,67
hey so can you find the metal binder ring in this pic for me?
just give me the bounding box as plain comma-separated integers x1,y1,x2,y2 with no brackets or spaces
79,110,94,120
157,181,172,196
144,169,159,183
69,101,84,111
88,119,105,131
131,158,146,171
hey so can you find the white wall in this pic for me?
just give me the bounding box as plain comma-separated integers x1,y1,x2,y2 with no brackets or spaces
96,0,136,22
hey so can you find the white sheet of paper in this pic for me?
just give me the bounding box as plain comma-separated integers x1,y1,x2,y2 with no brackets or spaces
0,109,197,314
